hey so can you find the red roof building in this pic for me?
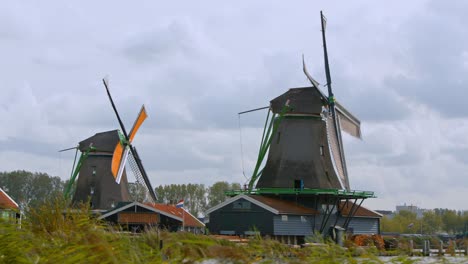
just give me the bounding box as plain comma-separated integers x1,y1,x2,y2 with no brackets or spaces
0,188,18,210
0,187,20,223
147,203,205,233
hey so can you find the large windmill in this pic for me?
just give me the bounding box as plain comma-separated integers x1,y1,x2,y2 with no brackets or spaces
244,11,361,192
206,12,378,243
63,78,157,210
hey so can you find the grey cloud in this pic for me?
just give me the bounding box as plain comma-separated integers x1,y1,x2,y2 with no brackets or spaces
123,22,199,64
385,1,468,117
2,0,468,210
0,137,60,157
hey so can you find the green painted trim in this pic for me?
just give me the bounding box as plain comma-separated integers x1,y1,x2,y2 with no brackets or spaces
247,104,292,191
283,115,323,120
226,188,375,198
64,146,96,200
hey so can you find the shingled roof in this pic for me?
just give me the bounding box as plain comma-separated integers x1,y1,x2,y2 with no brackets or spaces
147,203,205,228
340,201,382,218
0,188,19,210
248,195,318,215
205,194,319,216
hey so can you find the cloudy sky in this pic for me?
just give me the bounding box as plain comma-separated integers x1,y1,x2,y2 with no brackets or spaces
1,1,468,210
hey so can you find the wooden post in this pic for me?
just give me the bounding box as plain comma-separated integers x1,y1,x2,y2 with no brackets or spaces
439,240,444,256
409,239,414,256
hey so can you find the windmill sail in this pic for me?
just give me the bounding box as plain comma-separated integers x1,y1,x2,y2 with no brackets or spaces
111,143,125,180
129,106,148,141
103,78,157,202
302,55,320,89
128,146,157,203
335,102,361,139
111,106,148,183
326,115,348,189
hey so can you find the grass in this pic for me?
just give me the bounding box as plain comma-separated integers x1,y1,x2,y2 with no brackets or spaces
1,199,467,263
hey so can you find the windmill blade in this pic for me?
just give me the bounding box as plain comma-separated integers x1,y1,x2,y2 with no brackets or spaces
103,77,130,140
302,54,320,89
335,101,362,139
115,146,130,184
111,143,124,178
129,146,157,202
128,105,148,143
127,152,153,203
111,106,147,180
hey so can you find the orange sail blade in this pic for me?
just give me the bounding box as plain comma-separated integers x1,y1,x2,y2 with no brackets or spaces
128,105,148,143
111,143,124,178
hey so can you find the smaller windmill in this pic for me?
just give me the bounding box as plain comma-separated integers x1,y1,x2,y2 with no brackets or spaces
62,78,157,210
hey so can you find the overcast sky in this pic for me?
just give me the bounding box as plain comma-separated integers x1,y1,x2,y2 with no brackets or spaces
1,1,468,211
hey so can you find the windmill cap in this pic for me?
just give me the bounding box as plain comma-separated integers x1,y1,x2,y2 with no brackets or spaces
270,87,328,114
79,130,120,153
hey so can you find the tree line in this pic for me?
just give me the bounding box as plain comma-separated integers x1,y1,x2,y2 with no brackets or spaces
0,170,64,209
381,209,468,235
0,170,240,216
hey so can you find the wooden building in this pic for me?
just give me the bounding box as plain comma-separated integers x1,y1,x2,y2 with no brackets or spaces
98,201,205,233
98,201,182,232
0,187,20,223
205,194,381,244
149,203,205,234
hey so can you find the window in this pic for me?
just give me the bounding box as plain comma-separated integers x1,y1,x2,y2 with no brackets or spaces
301,216,307,223
320,146,324,156
281,215,288,221
1,210,10,220
233,200,251,210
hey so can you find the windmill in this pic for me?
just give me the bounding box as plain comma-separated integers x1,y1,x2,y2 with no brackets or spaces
62,78,157,210
243,11,361,192
215,11,376,240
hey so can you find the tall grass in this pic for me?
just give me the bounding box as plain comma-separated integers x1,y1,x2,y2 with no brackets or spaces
1,199,466,263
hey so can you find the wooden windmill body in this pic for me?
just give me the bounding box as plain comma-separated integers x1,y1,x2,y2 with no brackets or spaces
72,130,130,209
255,87,361,191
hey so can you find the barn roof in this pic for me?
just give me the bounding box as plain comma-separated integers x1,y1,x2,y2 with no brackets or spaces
340,201,382,218
0,188,19,210
147,204,205,228
205,194,318,216
98,201,182,221
248,195,318,215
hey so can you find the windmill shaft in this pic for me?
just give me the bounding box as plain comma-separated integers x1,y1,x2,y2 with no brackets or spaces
103,79,130,140
59,146,78,152
238,106,269,115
